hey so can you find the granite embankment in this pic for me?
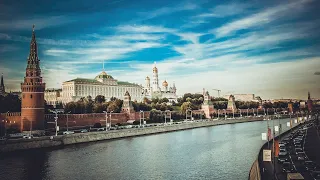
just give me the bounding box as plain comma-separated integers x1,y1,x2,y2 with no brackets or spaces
0,117,269,153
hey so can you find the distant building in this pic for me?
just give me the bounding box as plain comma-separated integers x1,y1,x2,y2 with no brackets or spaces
0,73,5,96
300,101,306,109
307,92,313,112
44,88,62,107
61,71,143,104
227,95,237,111
201,89,214,118
223,94,257,102
142,62,178,103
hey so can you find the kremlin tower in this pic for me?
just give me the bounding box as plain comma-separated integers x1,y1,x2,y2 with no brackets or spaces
20,25,46,132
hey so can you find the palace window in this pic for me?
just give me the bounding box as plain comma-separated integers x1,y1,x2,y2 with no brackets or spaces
30,95,33,98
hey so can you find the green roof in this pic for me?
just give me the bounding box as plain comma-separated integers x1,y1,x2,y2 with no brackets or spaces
118,81,139,86
65,78,101,84
65,78,139,87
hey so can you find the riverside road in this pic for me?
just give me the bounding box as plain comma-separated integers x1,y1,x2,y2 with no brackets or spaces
0,118,293,180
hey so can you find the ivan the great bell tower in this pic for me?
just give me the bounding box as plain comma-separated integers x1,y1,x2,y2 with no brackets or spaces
21,25,46,131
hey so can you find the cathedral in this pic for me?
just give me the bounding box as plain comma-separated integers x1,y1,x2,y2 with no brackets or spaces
142,62,178,103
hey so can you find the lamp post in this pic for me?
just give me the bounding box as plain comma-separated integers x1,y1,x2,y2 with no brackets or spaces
109,111,113,130
102,111,108,131
218,109,220,119
140,110,144,127
232,109,235,119
257,108,259,116
252,108,255,117
267,108,269,116
223,109,226,120
247,108,249,117
239,109,242,118
263,108,266,116
48,110,59,136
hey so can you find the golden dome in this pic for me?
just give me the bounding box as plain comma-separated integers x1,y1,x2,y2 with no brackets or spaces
153,66,158,72
162,80,168,87
100,71,107,75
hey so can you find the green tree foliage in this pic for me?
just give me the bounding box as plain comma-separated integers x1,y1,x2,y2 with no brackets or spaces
0,94,21,113
94,95,106,104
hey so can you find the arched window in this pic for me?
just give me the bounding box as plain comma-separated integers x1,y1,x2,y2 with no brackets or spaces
30,94,33,98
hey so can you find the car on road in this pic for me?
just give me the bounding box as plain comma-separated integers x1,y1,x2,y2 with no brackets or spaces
80,129,88,133
278,155,288,164
297,152,306,161
97,128,105,131
295,148,303,155
282,162,295,173
279,149,288,156
22,135,33,139
63,131,75,135
304,161,317,171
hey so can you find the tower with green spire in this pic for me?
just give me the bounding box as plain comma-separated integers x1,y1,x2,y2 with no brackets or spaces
0,73,5,95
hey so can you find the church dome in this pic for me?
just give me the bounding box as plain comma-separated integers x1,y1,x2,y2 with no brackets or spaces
145,76,150,80
95,71,114,79
162,80,168,87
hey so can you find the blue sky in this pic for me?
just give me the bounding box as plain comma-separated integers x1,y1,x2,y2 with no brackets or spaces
0,0,319,99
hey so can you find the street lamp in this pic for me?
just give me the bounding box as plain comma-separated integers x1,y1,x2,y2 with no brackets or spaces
218,109,220,119
102,111,108,131
109,111,114,130
223,109,226,120
239,109,242,117
232,108,235,119
252,108,255,116
257,108,259,116
247,108,249,117
140,110,145,127
47,110,59,136
267,108,269,116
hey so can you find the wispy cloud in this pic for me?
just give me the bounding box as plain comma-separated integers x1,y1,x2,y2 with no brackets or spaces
214,0,314,37
137,2,198,20
315,72,320,75
197,2,252,18
0,15,76,30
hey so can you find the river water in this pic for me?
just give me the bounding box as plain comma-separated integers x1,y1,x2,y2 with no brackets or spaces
0,118,295,180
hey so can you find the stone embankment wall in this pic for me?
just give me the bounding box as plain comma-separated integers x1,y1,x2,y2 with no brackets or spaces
0,117,264,153
1,111,151,131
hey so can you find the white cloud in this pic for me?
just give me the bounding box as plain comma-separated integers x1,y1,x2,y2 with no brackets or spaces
0,15,76,30
214,0,314,37
197,2,252,18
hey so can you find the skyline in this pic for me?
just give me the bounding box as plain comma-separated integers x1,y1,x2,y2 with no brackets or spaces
0,0,320,100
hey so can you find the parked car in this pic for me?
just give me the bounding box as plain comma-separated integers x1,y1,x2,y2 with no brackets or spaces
304,161,317,171
295,148,303,155
282,162,294,173
63,131,75,135
279,149,288,156
278,155,288,164
22,135,33,139
297,152,306,161
97,128,105,131
80,129,88,133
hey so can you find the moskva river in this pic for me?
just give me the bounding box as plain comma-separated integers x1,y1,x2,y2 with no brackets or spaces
0,118,294,180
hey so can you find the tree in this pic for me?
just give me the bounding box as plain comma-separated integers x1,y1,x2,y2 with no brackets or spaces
0,94,21,113
181,102,192,114
93,103,105,113
95,95,105,104
143,97,151,104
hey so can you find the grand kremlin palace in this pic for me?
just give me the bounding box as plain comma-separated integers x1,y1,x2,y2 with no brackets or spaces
61,71,143,104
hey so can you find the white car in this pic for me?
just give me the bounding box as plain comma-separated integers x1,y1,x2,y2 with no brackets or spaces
63,131,75,135
23,135,33,139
